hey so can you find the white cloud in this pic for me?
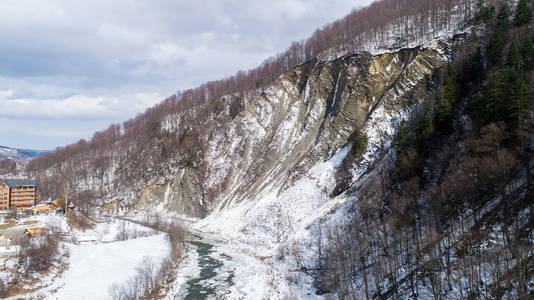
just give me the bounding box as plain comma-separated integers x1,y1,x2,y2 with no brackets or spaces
0,0,374,149
0,91,162,120
0,90,14,98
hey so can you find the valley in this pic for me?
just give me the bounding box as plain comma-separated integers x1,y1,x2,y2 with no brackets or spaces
1,0,533,299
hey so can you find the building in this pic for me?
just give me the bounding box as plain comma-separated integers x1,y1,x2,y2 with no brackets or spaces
33,197,64,214
0,233,19,258
0,235,11,247
0,179,38,210
25,226,44,237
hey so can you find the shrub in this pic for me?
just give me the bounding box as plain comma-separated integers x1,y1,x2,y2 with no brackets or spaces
351,130,368,157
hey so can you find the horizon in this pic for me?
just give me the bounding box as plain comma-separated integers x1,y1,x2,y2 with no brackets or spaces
0,0,373,150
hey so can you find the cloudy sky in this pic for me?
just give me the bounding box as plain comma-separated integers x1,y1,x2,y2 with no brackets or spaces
0,0,373,150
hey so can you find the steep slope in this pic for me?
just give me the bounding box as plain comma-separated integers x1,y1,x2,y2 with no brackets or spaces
25,0,481,210
135,44,448,218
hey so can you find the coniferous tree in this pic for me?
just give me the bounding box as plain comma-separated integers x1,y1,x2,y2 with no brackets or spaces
488,4,510,66
436,66,457,130
515,0,531,26
476,0,495,22
507,41,524,70
521,35,534,67
507,77,529,136
416,112,434,149
477,70,507,124
351,130,368,157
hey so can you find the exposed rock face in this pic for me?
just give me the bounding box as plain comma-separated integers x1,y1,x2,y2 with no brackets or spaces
136,44,448,218
137,168,207,217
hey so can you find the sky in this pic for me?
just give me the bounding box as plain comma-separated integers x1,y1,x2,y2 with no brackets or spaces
0,0,373,150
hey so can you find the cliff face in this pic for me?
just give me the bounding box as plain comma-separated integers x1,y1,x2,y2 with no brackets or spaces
134,43,449,219
28,36,454,223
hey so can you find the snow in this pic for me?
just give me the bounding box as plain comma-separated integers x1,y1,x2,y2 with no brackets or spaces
317,3,473,62
0,145,46,160
166,245,200,299
178,33,451,297
2,216,171,300
330,70,341,110
11,5,488,298
188,145,352,298
0,245,20,258
51,234,169,300
72,217,158,243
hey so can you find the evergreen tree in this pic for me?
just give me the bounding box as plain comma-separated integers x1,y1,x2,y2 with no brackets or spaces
416,112,434,147
488,4,511,66
507,41,524,71
521,35,534,67
393,120,411,154
515,0,531,26
497,3,510,25
489,28,506,66
476,0,495,22
393,120,417,174
351,130,368,157
479,70,508,124
436,66,456,130
507,76,529,136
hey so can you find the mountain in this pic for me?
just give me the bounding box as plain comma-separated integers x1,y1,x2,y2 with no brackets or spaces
0,145,47,160
24,0,534,298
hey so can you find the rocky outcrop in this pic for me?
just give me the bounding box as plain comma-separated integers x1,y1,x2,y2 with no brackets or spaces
136,42,449,218
136,168,207,217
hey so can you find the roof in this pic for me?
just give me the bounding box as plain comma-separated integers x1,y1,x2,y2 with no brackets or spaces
33,201,57,210
26,227,43,234
0,179,37,188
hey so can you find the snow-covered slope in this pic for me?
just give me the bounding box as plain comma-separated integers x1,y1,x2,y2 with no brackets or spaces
178,37,456,298
134,40,451,219
0,145,46,160
123,35,462,299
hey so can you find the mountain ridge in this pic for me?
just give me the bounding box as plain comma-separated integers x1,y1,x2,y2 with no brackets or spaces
0,145,47,161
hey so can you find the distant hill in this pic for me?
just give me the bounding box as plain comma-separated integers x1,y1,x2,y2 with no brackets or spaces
0,145,47,160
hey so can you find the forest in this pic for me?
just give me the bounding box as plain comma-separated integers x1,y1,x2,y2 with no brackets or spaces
317,0,534,298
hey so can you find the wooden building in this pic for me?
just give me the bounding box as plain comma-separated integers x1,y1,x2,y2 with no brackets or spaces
0,179,38,210
25,226,44,237
32,197,63,214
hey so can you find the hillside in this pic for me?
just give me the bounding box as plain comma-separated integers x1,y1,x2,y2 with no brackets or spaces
22,0,534,298
25,0,478,210
0,145,46,161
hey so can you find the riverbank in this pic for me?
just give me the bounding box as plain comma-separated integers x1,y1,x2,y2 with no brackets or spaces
5,216,171,299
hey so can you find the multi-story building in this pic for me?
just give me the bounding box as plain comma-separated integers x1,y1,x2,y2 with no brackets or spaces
0,179,38,210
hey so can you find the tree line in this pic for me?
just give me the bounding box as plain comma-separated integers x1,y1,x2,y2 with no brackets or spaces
316,1,534,298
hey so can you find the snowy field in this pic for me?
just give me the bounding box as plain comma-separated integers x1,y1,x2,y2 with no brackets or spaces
52,234,169,299
3,215,171,300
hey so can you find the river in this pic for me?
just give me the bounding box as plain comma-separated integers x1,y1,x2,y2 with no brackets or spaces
175,235,236,299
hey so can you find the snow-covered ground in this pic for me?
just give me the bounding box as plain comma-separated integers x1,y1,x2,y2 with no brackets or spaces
2,215,171,300
51,234,169,299
178,146,353,299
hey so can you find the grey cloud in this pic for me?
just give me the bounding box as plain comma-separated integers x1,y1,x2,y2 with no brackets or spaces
0,0,373,149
